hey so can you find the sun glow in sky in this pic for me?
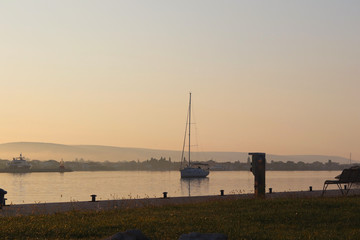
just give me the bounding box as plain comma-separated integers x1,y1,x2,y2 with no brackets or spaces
0,1,359,159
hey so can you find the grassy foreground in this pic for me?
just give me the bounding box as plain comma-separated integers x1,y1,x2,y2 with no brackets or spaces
1,196,360,240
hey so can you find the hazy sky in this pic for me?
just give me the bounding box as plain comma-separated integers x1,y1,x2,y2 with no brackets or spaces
1,1,359,159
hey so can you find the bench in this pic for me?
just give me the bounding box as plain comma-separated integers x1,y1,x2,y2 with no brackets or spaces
322,167,360,196
0,198,6,209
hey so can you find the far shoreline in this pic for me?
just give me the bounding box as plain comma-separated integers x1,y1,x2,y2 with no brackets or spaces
0,169,345,174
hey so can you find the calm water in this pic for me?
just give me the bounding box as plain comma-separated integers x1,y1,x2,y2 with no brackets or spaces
0,171,342,204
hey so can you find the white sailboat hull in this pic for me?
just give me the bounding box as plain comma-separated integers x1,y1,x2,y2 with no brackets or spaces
180,167,209,178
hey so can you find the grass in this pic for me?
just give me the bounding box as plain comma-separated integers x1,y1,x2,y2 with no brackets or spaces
1,196,360,239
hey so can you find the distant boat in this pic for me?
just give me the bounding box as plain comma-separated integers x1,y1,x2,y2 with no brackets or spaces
180,93,209,178
58,158,72,172
59,159,65,169
7,153,31,171
2,155,73,173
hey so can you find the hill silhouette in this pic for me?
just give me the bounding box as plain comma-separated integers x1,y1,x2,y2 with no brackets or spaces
0,142,355,164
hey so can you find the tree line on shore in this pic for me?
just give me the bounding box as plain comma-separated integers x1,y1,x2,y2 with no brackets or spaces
0,157,355,171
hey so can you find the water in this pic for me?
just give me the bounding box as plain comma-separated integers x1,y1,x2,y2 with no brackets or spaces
0,171,342,204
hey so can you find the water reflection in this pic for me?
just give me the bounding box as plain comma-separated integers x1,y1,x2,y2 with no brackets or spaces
180,178,209,197
0,171,341,204
11,173,28,204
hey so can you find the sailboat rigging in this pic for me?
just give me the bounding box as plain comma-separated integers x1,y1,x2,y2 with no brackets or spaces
180,93,209,178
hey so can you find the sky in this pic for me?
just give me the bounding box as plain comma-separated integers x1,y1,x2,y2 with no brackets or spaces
0,1,359,159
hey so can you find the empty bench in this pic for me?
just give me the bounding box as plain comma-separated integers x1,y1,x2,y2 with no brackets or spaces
322,167,360,196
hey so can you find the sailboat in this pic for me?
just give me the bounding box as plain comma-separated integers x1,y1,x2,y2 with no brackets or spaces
180,93,210,178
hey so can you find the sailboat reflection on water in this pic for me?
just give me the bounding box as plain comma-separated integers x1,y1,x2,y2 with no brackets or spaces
180,177,210,197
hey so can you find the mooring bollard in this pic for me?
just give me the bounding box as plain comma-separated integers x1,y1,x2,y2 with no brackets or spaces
90,194,97,202
220,190,224,196
163,192,168,199
269,188,272,194
309,186,312,192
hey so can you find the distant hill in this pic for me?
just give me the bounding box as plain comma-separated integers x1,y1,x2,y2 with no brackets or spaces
0,142,355,164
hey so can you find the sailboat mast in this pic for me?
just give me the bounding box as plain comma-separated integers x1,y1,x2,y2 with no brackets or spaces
188,92,191,166
350,152,352,165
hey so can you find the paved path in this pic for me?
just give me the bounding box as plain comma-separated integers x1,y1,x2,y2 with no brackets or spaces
1,189,359,217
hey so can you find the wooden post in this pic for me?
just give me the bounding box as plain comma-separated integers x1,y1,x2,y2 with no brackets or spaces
249,153,266,198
